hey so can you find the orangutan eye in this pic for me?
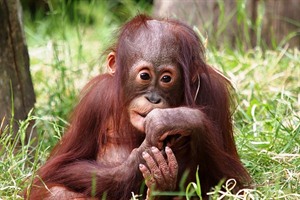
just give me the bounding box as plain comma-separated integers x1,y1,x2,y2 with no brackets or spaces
140,72,150,80
161,75,172,83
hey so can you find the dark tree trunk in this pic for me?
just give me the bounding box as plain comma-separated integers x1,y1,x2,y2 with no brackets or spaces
0,0,35,138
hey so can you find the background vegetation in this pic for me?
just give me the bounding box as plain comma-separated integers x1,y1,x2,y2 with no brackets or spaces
0,0,299,199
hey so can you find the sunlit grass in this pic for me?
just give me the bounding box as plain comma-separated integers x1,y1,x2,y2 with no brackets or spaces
207,47,300,199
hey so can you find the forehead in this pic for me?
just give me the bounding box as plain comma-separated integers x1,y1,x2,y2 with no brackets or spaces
126,20,179,66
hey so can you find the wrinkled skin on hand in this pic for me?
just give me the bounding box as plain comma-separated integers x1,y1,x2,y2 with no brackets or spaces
144,107,203,149
139,146,178,198
139,107,203,198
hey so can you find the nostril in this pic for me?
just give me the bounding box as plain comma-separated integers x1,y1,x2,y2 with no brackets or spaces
153,98,161,104
145,96,161,104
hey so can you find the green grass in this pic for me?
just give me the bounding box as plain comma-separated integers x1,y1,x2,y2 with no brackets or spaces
207,47,300,199
1,0,299,199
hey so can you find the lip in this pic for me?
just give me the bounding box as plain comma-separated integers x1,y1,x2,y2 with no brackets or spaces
135,108,152,118
138,112,148,118
130,110,150,132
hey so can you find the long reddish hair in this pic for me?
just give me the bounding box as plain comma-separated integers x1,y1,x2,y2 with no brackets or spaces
28,14,250,199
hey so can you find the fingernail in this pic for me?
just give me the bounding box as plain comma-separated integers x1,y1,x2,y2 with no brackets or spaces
142,151,149,158
165,146,172,153
151,146,158,152
139,164,144,169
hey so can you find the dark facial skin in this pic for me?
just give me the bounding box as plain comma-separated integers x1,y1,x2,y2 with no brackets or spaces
126,20,183,133
128,60,182,132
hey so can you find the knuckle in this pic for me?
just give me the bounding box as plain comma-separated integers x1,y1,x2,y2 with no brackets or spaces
160,166,169,175
152,168,160,175
153,172,162,181
150,108,161,115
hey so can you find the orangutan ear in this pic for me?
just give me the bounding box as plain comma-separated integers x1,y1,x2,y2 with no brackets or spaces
107,52,116,75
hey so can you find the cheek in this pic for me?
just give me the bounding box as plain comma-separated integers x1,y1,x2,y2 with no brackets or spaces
174,82,184,103
164,87,184,106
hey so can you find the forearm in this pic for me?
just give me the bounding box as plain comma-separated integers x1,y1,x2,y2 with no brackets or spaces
47,142,150,198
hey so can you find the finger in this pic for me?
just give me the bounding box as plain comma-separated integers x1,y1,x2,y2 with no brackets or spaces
139,164,155,187
142,151,159,171
159,131,170,142
151,147,170,179
142,151,163,183
165,146,178,180
139,163,151,178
